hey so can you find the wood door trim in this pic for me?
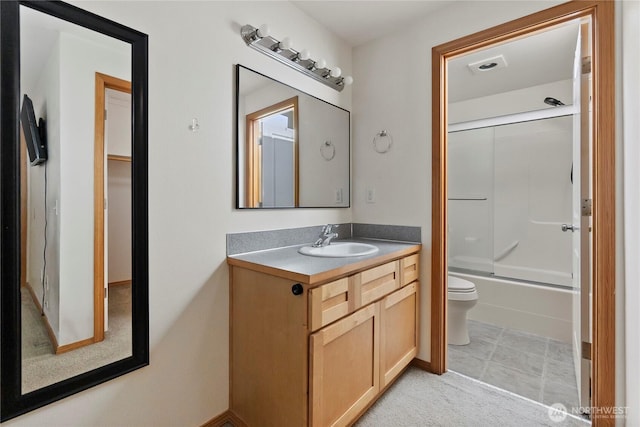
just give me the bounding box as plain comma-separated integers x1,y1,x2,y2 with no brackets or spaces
94,72,131,343
431,1,615,423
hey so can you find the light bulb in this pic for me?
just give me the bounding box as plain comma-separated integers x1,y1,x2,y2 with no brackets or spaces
330,67,342,78
343,76,354,85
315,58,326,69
279,37,293,50
299,49,311,60
257,24,270,38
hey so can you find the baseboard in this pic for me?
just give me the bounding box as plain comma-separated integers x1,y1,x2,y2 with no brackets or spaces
56,337,96,354
25,282,59,351
411,357,435,373
25,281,97,355
201,410,246,427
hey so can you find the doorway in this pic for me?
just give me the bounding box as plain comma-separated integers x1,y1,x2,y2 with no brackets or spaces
430,1,614,423
94,72,132,342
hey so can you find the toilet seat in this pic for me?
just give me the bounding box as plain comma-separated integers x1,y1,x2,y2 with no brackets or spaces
448,276,478,301
448,276,475,291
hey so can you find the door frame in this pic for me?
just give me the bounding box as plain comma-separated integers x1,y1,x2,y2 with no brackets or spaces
94,72,131,342
430,0,615,422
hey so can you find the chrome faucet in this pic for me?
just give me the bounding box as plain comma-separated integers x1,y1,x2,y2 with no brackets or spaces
312,224,339,247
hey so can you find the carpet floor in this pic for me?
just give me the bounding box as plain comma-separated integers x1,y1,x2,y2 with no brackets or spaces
21,284,132,393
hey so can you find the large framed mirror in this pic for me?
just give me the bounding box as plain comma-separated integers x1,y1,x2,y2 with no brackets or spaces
236,65,350,209
1,0,148,421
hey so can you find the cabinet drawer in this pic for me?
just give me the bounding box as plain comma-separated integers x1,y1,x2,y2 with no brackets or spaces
354,261,399,307
309,277,354,332
400,254,419,286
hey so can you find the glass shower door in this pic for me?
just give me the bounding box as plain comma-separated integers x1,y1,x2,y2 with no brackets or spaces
447,127,494,274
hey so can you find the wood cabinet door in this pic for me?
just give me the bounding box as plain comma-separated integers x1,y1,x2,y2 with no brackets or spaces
380,282,418,387
309,303,380,427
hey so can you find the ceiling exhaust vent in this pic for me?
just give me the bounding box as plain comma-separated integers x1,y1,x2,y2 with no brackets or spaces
467,55,508,75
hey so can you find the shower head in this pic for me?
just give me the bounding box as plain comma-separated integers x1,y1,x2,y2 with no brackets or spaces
544,97,565,107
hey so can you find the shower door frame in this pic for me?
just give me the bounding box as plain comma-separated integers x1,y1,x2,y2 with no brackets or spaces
430,1,615,424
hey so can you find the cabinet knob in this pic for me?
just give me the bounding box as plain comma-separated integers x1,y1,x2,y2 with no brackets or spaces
291,283,303,296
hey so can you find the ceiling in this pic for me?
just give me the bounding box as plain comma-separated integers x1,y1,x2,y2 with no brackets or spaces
448,21,579,102
290,1,579,102
290,1,450,47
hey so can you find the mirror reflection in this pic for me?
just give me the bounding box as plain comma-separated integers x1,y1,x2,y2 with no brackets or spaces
236,65,350,208
19,5,132,393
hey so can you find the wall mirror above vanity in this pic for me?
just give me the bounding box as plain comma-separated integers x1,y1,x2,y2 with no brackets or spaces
1,0,148,421
236,65,350,209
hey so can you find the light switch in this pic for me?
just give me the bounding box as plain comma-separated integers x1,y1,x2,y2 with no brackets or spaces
366,187,376,204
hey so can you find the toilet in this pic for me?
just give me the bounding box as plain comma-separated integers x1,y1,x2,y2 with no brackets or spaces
447,275,479,345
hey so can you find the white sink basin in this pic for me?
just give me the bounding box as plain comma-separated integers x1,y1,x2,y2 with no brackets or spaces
298,242,379,258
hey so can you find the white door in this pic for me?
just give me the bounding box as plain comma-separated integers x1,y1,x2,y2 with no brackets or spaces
569,21,591,408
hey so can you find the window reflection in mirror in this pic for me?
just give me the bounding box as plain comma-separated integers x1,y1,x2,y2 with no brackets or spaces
236,65,350,209
245,96,299,207
19,5,133,393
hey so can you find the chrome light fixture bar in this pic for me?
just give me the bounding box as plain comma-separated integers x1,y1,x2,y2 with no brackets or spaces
241,24,353,92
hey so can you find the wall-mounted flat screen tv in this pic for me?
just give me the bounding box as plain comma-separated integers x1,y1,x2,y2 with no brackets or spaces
20,94,47,166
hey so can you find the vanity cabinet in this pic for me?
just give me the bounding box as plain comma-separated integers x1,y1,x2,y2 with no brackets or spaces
229,250,420,427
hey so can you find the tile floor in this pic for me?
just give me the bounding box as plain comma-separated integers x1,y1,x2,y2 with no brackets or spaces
448,319,581,410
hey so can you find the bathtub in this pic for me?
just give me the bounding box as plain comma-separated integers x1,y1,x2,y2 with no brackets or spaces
449,270,574,342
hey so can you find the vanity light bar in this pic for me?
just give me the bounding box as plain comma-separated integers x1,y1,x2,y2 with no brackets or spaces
240,24,353,92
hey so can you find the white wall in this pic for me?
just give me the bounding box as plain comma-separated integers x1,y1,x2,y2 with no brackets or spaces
25,36,62,340
57,31,130,346
298,95,350,206
620,0,639,424
7,1,352,426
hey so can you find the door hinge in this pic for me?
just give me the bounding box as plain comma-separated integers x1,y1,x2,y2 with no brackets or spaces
104,198,108,210
581,198,592,216
582,56,592,74
582,341,592,360
104,108,108,120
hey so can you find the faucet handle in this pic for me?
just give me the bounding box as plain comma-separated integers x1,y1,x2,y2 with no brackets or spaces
324,224,339,234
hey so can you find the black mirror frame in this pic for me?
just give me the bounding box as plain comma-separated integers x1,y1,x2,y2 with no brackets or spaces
0,0,149,421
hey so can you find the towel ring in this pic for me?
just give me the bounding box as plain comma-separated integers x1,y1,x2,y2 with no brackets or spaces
373,130,393,153
320,140,336,161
